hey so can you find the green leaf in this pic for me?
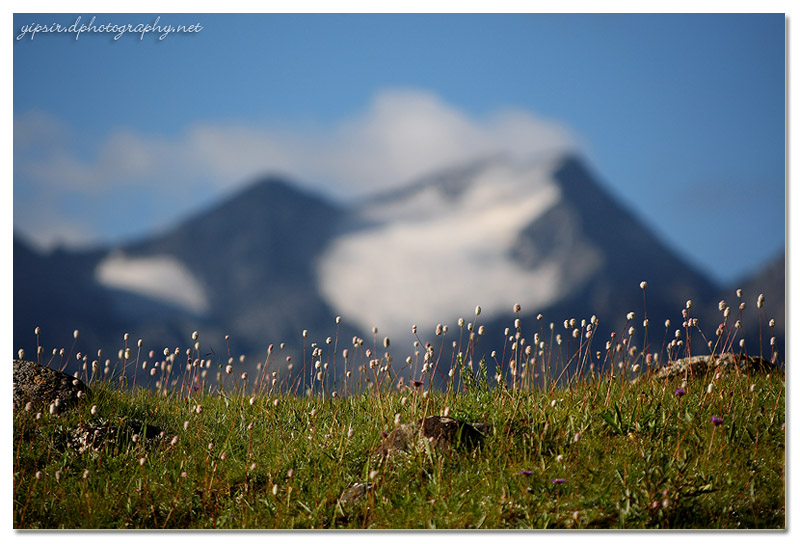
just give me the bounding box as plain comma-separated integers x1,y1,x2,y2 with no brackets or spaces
601,412,623,435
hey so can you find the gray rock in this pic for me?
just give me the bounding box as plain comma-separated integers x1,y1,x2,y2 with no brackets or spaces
373,416,487,458
633,353,777,383
65,418,166,454
13,359,89,413
338,482,373,507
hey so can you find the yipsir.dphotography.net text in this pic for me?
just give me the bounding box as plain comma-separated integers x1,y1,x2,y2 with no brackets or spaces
16,15,203,42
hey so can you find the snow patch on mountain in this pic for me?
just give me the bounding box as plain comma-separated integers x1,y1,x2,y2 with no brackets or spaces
95,252,209,314
317,158,583,339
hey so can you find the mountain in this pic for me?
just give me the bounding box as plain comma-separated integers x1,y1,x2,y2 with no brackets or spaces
118,176,353,351
13,154,784,385
703,251,785,362
14,177,361,385
13,235,122,355
315,153,752,382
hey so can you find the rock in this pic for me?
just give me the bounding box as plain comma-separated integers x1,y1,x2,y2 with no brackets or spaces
13,359,89,413
373,416,487,458
65,418,166,454
338,482,373,507
633,353,777,383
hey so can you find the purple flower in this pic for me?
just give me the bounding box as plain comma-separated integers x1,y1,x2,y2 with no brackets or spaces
519,470,535,476
410,380,423,388
674,388,685,397
551,478,567,484
711,416,723,426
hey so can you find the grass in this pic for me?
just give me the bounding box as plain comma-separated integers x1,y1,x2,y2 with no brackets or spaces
13,290,785,529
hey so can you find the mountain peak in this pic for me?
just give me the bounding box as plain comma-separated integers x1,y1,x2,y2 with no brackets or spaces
219,174,319,209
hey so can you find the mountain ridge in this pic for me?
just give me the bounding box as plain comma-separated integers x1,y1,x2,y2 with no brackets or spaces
13,153,784,384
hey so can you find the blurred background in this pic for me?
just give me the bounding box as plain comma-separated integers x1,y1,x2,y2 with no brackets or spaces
12,12,786,388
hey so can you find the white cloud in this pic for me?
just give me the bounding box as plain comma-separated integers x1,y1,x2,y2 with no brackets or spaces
316,158,602,342
95,252,209,314
14,89,576,247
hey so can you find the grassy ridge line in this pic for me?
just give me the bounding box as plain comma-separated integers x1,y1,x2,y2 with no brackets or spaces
14,367,784,529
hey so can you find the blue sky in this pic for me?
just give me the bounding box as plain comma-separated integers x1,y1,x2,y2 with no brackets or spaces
12,11,786,285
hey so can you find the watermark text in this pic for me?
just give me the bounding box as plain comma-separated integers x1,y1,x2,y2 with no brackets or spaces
16,15,203,41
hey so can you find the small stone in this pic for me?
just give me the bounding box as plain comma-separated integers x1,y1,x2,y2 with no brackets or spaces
65,419,166,454
373,416,488,459
338,482,373,507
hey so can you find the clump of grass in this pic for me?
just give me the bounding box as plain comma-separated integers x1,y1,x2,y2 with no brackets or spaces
14,285,784,529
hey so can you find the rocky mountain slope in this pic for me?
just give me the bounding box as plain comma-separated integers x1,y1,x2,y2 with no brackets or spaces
13,154,785,383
